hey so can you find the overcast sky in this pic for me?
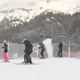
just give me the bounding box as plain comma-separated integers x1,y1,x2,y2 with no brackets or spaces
0,0,80,13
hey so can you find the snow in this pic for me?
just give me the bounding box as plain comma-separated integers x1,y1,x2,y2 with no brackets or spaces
0,0,79,25
0,57,80,80
43,38,53,57
0,0,80,13
0,0,79,23
0,7,51,23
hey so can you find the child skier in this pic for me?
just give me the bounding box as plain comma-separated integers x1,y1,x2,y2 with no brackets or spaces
2,40,9,62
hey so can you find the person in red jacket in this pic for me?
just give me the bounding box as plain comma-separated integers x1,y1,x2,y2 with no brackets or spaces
2,40,9,62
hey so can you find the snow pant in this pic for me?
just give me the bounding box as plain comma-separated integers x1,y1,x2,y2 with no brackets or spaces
4,52,8,62
40,49,45,59
24,52,32,64
57,50,63,57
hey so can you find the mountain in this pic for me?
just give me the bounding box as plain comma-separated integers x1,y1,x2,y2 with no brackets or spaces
0,7,47,23
0,0,80,14
0,7,80,45
0,10,51,42
0,9,64,43
0,10,73,42
0,8,47,30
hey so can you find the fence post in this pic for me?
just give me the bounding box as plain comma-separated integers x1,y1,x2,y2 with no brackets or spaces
68,40,71,57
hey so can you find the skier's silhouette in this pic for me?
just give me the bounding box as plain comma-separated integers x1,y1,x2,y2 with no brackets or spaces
39,42,45,59
23,39,33,64
57,42,63,57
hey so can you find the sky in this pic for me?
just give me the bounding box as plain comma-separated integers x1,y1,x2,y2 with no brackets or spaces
0,0,80,13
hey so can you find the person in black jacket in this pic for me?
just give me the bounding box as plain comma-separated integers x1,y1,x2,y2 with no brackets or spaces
57,42,63,57
2,40,9,62
23,39,33,64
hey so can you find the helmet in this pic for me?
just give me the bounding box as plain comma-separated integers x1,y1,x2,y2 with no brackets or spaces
4,40,7,43
22,39,26,43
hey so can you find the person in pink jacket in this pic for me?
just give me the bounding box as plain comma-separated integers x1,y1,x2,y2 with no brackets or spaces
2,40,9,62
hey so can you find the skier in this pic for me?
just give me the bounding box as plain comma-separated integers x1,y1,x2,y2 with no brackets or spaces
23,39,33,64
39,42,45,59
2,40,9,62
57,42,63,57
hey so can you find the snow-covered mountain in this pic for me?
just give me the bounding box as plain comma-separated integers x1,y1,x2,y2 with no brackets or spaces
0,0,80,13
0,8,46,22
0,0,80,43
0,0,80,23
0,0,80,27
0,7,59,27
0,0,56,23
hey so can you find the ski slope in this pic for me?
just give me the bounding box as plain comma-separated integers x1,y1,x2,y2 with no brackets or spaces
0,58,80,80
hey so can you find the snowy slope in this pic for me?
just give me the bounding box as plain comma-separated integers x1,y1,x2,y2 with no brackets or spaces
0,58,80,80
